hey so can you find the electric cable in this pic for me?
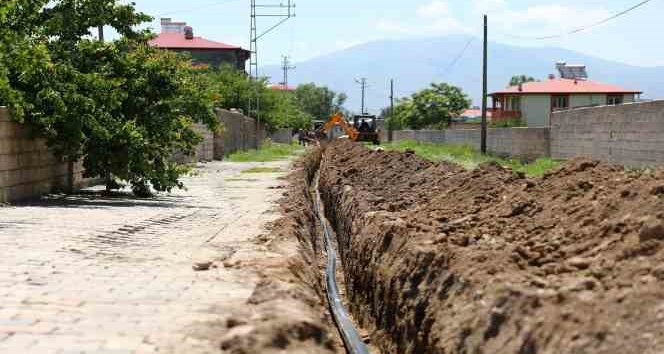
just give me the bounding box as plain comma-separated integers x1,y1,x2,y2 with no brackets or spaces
441,37,475,78
502,0,655,40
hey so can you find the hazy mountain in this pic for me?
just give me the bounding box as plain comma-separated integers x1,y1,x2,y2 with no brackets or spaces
263,35,664,115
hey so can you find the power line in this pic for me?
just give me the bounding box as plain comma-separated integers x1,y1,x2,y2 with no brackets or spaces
281,55,296,87
354,78,369,115
503,0,655,40
441,37,474,79
249,0,295,146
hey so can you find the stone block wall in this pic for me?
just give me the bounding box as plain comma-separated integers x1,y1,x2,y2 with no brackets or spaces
551,100,664,168
0,107,89,203
193,123,214,161
392,127,550,161
214,109,267,159
269,128,293,144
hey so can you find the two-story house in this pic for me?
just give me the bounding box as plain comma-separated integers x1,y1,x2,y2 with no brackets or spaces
149,18,250,70
489,63,642,127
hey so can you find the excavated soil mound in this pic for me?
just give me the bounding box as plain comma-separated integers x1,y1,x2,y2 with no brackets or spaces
319,140,664,354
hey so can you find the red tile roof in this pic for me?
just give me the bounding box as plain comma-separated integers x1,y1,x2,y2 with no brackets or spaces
490,78,642,96
269,84,296,91
149,32,246,50
461,109,492,118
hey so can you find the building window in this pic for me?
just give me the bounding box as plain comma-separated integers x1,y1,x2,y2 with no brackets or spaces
607,95,623,105
506,96,521,111
552,95,569,111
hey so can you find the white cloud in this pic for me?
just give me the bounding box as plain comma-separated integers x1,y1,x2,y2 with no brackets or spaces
471,0,611,37
416,0,451,19
375,0,471,37
372,1,612,43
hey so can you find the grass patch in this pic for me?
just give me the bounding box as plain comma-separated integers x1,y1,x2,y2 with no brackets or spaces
379,139,560,177
241,167,285,174
227,140,303,162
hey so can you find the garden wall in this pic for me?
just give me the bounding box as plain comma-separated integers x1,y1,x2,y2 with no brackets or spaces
269,128,293,144
213,109,267,160
551,100,664,168
0,107,90,203
392,127,550,161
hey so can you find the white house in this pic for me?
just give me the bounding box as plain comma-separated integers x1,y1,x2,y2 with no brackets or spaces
489,63,642,127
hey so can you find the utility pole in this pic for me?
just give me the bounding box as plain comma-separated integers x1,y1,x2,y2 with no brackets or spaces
389,79,394,142
355,78,368,114
481,14,488,154
98,26,104,42
281,55,296,88
249,0,295,147
281,55,296,126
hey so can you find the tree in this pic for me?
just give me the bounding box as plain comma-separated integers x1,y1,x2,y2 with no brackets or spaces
200,65,313,131
509,75,537,87
294,83,347,120
0,1,218,196
390,83,470,130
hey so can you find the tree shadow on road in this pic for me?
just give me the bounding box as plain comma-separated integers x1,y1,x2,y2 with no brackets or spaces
10,189,202,210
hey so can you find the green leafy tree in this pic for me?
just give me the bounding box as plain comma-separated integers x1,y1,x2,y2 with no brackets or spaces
392,83,470,130
509,75,537,87
0,0,217,196
294,83,347,120
201,65,314,131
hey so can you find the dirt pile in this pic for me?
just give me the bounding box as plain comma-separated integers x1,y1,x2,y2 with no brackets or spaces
218,150,344,354
319,140,664,354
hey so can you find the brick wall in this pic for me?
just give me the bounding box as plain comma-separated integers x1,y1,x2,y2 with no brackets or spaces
269,128,293,144
0,107,90,203
214,109,267,159
551,100,664,167
392,127,550,161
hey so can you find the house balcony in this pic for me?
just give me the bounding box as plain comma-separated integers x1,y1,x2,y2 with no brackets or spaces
489,109,522,122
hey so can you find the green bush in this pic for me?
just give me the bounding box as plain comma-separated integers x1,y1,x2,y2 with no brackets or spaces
380,139,560,176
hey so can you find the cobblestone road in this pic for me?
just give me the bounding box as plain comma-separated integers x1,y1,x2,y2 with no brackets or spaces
0,160,290,354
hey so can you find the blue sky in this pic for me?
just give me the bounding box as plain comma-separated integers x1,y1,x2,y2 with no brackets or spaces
126,0,664,70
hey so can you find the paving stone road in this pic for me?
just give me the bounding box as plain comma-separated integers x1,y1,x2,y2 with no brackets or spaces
0,160,290,354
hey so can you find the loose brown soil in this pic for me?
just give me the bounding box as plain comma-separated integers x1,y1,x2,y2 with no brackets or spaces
318,140,664,354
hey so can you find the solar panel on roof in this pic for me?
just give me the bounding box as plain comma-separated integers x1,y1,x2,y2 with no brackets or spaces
556,62,588,80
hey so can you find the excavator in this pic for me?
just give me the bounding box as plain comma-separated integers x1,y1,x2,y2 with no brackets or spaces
315,112,381,145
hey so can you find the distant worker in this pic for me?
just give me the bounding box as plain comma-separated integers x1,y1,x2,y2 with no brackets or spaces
359,119,370,132
298,129,307,146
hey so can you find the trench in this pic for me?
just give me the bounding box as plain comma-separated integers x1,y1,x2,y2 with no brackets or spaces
313,170,370,354
301,139,664,354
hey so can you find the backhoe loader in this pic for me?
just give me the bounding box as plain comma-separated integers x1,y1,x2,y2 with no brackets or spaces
316,112,381,145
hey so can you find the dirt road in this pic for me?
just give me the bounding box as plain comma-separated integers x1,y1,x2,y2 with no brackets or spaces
0,160,305,353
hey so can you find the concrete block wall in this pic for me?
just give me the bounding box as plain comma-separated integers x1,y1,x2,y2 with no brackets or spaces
392,127,550,161
269,128,293,144
214,109,267,159
551,100,664,168
192,123,214,161
0,107,89,203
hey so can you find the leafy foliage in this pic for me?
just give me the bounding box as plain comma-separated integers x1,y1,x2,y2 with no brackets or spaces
200,65,313,131
294,83,347,120
386,83,470,130
490,118,526,128
0,0,217,195
509,75,537,87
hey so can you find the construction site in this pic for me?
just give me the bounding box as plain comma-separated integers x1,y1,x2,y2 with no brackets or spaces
2,0,664,353
214,137,662,353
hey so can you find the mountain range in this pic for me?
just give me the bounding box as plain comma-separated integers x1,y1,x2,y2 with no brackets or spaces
263,35,664,115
